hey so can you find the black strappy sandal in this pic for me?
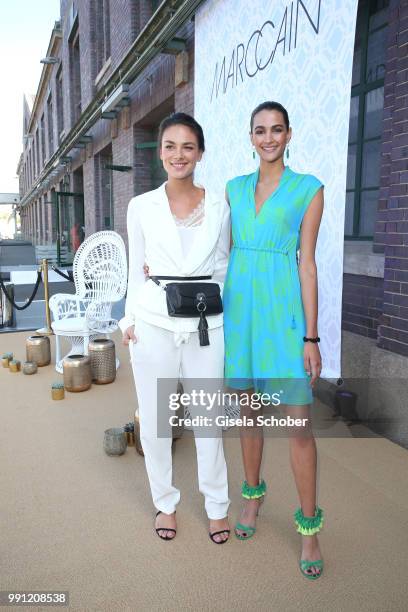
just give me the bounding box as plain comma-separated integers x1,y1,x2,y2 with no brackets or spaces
155,511,177,541
209,528,231,544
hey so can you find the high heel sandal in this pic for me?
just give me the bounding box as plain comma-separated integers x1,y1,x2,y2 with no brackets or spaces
234,480,266,540
209,524,231,545
155,510,177,541
295,506,324,580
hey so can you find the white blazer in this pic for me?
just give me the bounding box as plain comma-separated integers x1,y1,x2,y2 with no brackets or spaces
119,182,231,333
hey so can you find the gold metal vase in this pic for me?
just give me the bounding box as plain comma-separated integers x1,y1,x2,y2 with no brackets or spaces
63,354,92,392
88,338,116,384
26,335,51,367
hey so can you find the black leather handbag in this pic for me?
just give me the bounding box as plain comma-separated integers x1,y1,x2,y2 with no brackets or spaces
149,276,223,346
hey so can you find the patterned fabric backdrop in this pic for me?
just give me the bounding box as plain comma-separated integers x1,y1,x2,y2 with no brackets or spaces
195,0,358,377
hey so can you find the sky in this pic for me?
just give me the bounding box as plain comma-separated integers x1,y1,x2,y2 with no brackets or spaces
0,0,60,194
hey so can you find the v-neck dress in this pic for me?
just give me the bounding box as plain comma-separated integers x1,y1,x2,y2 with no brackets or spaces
223,166,323,405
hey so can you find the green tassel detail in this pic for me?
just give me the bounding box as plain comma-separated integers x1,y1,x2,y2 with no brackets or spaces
294,506,324,535
241,479,266,499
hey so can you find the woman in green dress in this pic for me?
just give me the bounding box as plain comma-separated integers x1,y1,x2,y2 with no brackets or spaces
223,101,325,579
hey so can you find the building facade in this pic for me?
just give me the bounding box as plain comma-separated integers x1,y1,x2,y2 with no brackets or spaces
18,0,194,264
17,0,408,358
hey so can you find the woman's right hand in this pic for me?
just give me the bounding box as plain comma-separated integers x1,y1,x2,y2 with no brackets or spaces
122,325,136,346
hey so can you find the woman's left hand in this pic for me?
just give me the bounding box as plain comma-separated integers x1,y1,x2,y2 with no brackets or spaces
304,342,322,386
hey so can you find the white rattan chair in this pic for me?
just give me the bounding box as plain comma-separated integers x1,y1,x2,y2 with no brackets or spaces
49,231,127,373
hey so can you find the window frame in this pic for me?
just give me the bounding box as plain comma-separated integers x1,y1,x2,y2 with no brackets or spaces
346,0,388,240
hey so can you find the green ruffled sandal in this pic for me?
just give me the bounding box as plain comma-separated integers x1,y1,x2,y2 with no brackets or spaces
294,506,324,580
235,480,266,540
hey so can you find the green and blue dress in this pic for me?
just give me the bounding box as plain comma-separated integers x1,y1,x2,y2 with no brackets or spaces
223,166,323,405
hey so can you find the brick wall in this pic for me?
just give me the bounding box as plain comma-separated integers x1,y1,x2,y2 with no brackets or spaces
19,4,200,268
373,0,408,357
60,0,68,19
174,21,194,114
342,274,384,339
61,13,72,133
110,115,134,237
140,0,154,31
83,156,99,235
110,0,136,69
133,126,155,198
79,0,96,108
41,196,47,244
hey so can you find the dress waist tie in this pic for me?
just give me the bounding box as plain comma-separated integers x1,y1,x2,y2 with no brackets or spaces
232,244,297,330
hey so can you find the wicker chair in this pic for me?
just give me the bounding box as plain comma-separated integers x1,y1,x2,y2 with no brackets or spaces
49,231,127,373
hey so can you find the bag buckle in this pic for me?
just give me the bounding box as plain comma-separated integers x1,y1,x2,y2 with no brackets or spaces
196,292,207,312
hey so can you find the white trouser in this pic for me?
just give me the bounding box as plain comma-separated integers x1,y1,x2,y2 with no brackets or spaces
129,318,230,519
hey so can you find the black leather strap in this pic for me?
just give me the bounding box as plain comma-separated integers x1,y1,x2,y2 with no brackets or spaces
150,275,212,280
149,275,212,286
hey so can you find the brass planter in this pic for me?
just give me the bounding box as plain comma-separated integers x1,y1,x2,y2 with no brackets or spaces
26,335,51,367
124,423,135,446
134,414,144,456
23,361,38,375
63,354,92,392
88,338,116,384
52,387,65,400
126,431,135,445
2,353,13,368
9,360,21,373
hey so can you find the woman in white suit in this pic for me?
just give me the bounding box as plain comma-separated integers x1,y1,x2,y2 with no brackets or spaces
120,113,231,543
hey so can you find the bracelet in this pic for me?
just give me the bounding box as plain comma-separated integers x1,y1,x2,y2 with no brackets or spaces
303,336,320,343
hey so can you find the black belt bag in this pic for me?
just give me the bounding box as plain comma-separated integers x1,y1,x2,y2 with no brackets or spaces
149,276,223,346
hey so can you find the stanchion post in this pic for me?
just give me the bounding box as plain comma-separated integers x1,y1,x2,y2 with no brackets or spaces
36,258,53,336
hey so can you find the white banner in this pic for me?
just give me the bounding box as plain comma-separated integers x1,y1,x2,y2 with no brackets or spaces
195,0,358,378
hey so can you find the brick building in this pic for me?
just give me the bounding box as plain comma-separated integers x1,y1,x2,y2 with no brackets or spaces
18,0,194,263
17,0,408,359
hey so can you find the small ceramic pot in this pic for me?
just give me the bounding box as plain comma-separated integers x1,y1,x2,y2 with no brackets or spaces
23,361,38,375
103,428,127,456
9,360,21,373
